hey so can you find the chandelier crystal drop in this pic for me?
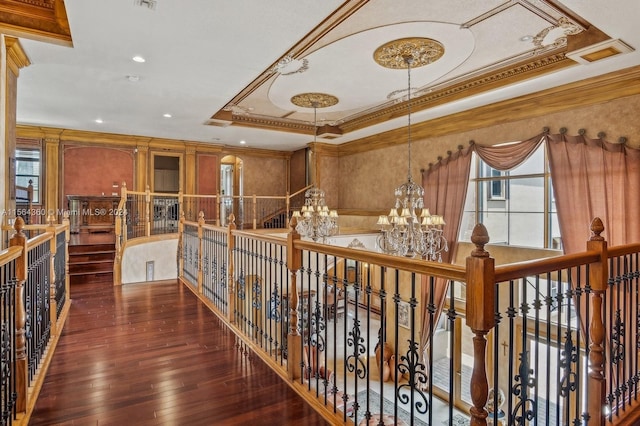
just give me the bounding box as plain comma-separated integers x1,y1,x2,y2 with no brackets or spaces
291,100,339,242
292,186,339,242
376,53,448,260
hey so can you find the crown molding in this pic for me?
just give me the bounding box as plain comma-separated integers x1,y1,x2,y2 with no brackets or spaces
5,37,30,75
338,64,640,155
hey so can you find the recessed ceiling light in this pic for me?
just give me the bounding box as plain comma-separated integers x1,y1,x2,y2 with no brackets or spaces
240,140,246,145
132,55,146,63
163,113,172,118
126,75,140,82
520,35,533,42
95,118,103,124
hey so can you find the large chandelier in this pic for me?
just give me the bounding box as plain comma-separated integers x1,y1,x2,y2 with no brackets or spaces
376,51,448,260
290,97,339,242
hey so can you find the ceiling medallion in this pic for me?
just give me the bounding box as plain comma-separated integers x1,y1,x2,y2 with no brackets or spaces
374,37,445,69
291,93,339,108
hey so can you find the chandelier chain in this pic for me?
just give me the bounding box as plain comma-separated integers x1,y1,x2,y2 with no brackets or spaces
406,55,412,183
376,53,448,260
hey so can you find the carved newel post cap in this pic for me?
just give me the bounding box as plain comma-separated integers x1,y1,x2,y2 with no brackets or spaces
228,213,235,225
179,211,185,222
590,217,604,241
470,223,490,258
198,211,205,225
13,216,25,236
47,214,56,226
63,210,70,220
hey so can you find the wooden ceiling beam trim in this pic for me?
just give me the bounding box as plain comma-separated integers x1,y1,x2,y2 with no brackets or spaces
0,0,71,46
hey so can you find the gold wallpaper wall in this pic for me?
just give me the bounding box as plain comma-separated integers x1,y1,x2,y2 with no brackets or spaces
338,93,640,211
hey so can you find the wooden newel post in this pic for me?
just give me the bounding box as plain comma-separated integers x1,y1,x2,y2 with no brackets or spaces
47,214,59,335
287,216,302,381
465,223,495,426
177,211,185,280
62,211,71,299
587,217,607,426
144,185,151,237
10,217,29,414
197,211,205,295
227,213,237,324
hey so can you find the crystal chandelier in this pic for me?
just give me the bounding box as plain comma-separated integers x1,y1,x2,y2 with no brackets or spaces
292,186,339,242
291,101,339,242
376,54,448,260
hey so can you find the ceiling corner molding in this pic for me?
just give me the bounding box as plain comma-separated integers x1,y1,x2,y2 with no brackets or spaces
5,36,30,74
0,0,72,46
309,142,340,157
566,38,635,65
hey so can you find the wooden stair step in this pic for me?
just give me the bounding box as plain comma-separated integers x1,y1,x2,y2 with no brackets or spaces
69,261,114,274
69,243,115,254
70,271,113,285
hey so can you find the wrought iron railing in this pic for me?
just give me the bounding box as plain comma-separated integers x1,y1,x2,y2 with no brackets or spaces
0,216,70,425
176,213,640,425
114,184,312,285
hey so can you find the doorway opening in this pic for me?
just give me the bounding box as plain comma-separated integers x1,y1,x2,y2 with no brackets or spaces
220,155,243,226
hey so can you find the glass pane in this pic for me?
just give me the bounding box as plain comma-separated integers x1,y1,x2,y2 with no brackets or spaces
508,177,544,212
431,316,452,393
15,148,40,160
460,324,474,405
509,212,544,247
479,210,508,245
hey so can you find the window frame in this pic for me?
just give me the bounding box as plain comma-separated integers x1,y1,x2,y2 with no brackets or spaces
462,143,559,249
15,147,42,204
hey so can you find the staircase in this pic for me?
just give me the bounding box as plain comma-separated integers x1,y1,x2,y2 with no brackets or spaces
68,234,115,285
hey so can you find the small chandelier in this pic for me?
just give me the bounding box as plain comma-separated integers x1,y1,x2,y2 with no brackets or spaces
292,187,339,242
290,98,339,242
376,53,448,260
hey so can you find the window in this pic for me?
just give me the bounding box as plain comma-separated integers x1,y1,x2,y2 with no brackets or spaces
15,148,41,203
459,143,561,249
486,167,506,200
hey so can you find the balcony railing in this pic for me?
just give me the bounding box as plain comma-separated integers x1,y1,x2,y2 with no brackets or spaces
0,215,71,426
113,183,312,284
176,213,640,425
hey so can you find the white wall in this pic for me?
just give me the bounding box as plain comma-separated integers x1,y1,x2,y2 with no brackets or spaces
121,238,178,284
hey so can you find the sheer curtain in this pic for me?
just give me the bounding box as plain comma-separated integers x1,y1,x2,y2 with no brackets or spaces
546,132,640,252
546,132,640,392
419,134,544,373
417,130,640,382
419,145,472,364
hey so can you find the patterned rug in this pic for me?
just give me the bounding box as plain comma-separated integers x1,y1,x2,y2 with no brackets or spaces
444,414,470,426
355,390,428,426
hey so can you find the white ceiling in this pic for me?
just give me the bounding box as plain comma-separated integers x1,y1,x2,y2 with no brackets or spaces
15,0,640,151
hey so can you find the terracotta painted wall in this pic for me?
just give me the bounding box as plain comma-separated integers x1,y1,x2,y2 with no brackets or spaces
339,94,640,211
197,154,218,194
63,145,134,203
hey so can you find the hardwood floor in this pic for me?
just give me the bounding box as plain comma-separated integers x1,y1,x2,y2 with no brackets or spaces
30,280,329,425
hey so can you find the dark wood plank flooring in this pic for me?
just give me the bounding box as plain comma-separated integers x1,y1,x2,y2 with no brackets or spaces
30,280,329,425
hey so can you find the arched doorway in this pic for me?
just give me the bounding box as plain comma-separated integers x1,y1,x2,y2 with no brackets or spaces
220,155,243,226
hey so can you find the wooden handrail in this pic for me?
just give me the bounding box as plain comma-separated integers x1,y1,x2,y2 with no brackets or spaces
494,250,601,282
0,245,23,265
289,184,313,199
